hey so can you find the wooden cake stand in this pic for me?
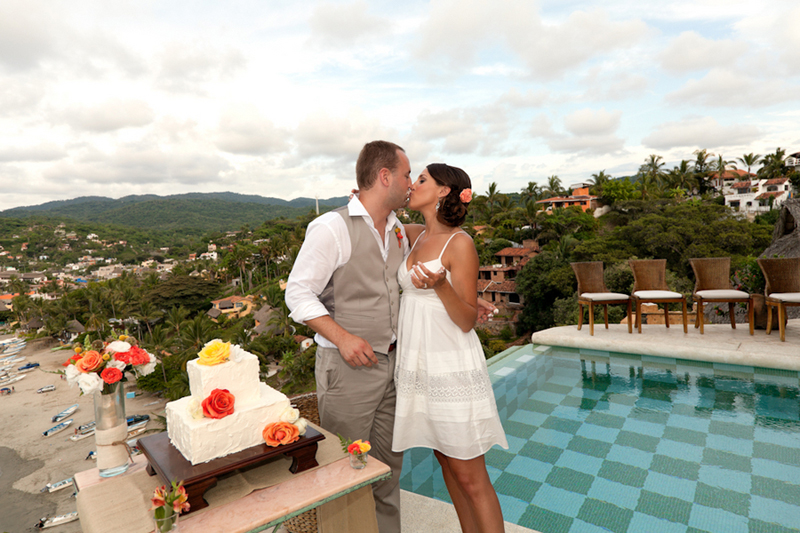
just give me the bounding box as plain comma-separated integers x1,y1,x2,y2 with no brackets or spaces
138,428,325,514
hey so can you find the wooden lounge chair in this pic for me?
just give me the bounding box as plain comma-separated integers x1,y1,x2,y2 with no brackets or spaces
629,259,687,334
690,258,754,335
571,262,632,335
757,257,800,342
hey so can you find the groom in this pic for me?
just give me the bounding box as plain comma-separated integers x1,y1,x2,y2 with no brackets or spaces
286,140,411,533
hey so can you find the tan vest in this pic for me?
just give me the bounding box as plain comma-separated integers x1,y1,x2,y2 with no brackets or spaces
319,207,403,353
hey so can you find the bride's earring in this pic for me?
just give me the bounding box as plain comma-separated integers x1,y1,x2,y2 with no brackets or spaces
435,199,440,212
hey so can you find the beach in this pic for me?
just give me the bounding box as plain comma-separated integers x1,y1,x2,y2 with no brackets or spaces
0,336,165,533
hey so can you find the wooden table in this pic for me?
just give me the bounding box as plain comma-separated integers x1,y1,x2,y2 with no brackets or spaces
138,429,325,513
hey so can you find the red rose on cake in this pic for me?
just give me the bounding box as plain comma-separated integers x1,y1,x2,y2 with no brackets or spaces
201,388,235,419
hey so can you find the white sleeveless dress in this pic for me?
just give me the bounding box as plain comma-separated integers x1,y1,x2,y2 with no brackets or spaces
392,232,508,460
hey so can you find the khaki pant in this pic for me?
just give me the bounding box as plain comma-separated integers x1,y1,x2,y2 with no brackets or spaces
316,346,403,533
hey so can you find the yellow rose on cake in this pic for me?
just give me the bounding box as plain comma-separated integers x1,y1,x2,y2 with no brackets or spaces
197,339,231,366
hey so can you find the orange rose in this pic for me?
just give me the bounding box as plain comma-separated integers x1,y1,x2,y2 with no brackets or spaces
201,389,235,419
100,367,123,384
262,421,300,447
75,350,103,373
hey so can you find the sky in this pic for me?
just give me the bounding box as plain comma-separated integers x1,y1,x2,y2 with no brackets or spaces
1,0,799,210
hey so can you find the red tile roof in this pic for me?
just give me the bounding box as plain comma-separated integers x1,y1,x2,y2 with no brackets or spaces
477,280,518,293
495,247,535,257
731,181,751,188
764,178,788,185
755,191,785,200
710,169,753,179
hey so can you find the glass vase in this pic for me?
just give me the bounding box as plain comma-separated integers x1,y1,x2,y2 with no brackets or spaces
93,381,130,477
154,509,180,532
349,452,368,469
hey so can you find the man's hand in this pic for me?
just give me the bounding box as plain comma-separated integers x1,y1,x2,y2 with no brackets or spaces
337,332,378,367
476,298,498,324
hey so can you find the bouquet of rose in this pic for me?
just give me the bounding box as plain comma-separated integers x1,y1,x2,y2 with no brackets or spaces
151,479,190,532
262,406,309,447
63,335,156,395
338,434,371,468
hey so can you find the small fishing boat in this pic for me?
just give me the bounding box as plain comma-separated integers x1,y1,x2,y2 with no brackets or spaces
86,450,97,460
0,387,13,395
0,374,26,386
43,418,72,437
69,430,92,442
19,362,40,372
77,420,96,433
40,477,74,493
34,511,79,529
52,404,79,423
1,356,25,366
37,385,56,393
70,419,147,441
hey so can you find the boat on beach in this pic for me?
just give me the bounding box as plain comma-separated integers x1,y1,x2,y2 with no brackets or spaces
1,356,25,366
0,387,14,395
43,418,72,437
52,404,78,422
69,417,149,441
37,385,56,393
18,362,40,372
34,511,79,529
40,477,74,493
0,374,26,386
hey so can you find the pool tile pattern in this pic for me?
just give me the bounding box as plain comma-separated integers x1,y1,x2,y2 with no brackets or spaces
400,345,800,533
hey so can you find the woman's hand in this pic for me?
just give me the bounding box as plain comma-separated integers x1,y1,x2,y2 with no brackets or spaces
410,262,446,290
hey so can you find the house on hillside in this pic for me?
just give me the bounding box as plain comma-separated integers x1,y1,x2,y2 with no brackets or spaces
477,240,538,317
709,169,755,194
536,183,598,213
207,295,255,321
724,177,792,216
786,151,800,170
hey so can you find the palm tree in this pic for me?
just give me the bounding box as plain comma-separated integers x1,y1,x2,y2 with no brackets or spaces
692,149,715,193
519,182,541,205
759,147,788,180
483,182,501,219
589,171,611,196
636,155,665,199
164,306,189,336
710,154,735,191
545,175,563,197
736,153,762,176
665,161,698,193
134,300,162,338
179,315,218,353
144,324,174,384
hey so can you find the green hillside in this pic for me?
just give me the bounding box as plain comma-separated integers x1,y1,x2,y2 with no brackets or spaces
0,193,348,232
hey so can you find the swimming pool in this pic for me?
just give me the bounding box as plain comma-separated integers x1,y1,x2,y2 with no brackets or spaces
399,344,800,533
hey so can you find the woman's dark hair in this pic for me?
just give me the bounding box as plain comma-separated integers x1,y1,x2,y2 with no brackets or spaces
426,163,471,227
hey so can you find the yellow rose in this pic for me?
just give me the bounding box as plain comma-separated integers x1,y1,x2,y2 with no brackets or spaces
119,334,128,341
197,339,231,366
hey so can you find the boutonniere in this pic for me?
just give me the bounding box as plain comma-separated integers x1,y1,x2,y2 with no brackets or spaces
394,227,403,248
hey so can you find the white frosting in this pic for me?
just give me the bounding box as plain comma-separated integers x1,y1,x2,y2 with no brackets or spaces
166,383,291,465
187,350,261,406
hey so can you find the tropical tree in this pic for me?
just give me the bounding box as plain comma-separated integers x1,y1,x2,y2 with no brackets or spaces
692,149,715,193
665,160,698,193
589,171,612,196
164,305,189,336
736,153,762,176
759,147,788,181
545,175,563,197
519,182,541,205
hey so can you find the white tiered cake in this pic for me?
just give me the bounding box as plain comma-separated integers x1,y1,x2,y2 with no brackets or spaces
166,346,291,465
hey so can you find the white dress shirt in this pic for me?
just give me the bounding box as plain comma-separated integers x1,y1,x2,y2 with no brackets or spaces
286,197,409,348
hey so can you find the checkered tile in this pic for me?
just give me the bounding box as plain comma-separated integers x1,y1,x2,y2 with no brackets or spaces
399,345,800,533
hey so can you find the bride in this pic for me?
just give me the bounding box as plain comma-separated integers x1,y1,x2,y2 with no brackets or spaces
393,163,508,533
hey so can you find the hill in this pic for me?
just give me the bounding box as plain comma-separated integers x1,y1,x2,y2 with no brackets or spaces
0,192,348,232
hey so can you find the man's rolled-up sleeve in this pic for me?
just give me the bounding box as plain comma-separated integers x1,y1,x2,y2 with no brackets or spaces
286,220,343,325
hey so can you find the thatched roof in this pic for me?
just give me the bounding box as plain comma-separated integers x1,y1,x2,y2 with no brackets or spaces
66,320,85,333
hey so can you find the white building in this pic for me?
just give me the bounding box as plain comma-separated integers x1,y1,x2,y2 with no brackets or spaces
724,177,792,216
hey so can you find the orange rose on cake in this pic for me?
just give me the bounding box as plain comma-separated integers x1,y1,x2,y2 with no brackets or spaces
197,339,231,366
263,421,300,446
201,388,235,419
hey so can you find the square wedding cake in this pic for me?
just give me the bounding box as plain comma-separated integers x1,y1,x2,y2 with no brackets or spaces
166,342,293,465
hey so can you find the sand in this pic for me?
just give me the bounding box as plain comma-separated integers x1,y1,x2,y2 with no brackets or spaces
0,336,167,533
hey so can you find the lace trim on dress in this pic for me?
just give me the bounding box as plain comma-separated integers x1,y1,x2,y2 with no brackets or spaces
395,367,493,402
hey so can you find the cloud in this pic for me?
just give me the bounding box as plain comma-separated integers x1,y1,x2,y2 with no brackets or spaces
642,116,761,150
412,106,511,156
44,141,230,186
293,111,394,161
659,31,747,72
532,108,625,155
414,0,648,79
61,99,155,132
0,1,57,72
308,1,389,48
0,143,67,163
497,88,549,108
666,69,800,107
155,42,246,94
216,105,290,156
582,69,649,101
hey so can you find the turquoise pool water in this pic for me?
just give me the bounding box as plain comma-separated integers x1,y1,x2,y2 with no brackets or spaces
399,344,800,533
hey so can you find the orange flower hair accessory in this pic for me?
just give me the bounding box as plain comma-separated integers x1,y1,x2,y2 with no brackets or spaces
459,188,472,203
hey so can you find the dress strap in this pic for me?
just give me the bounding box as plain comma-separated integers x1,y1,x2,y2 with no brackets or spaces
437,231,467,261
409,230,425,254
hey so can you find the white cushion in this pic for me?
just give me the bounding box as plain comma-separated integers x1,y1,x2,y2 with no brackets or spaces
768,292,800,303
580,293,629,302
696,290,750,300
633,290,682,299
